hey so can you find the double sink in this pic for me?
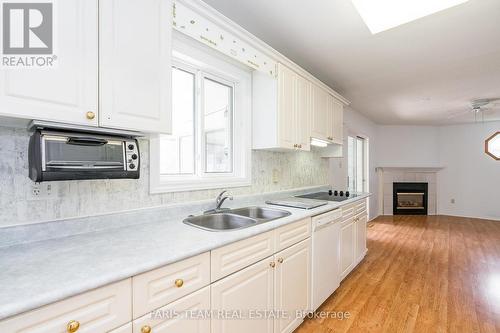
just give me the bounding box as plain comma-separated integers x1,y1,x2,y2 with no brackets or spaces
184,206,291,231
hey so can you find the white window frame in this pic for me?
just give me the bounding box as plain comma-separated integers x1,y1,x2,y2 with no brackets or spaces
150,33,252,193
347,133,369,193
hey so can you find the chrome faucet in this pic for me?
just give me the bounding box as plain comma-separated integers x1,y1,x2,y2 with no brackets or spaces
205,190,233,214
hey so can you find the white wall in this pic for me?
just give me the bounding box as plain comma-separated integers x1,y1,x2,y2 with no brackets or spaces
437,122,500,220
376,126,440,167
329,107,379,220
374,121,500,220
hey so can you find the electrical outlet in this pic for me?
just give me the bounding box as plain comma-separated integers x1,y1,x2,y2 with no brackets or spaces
28,183,57,200
272,168,280,184
451,198,455,204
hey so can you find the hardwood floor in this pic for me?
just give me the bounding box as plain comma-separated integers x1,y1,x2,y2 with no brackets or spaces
295,215,500,333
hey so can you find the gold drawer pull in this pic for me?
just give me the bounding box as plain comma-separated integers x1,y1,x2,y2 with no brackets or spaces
269,261,276,268
67,320,80,333
141,325,152,333
277,257,284,264
86,111,95,120
174,279,184,288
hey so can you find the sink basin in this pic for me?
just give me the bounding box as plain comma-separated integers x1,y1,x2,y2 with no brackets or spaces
184,213,257,231
229,206,291,220
183,206,291,231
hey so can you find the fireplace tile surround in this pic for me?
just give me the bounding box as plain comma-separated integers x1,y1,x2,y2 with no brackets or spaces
377,167,442,215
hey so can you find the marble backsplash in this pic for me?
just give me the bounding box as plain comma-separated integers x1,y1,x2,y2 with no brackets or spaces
0,126,329,227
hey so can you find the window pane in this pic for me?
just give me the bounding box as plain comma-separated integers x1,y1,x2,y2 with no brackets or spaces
356,137,364,192
347,136,355,191
160,67,195,174
203,77,233,173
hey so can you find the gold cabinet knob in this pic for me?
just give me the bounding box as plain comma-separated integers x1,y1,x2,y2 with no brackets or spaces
277,258,284,264
141,325,152,333
174,279,184,288
293,144,298,148
67,320,80,333
86,111,95,120
298,144,302,148
269,261,276,268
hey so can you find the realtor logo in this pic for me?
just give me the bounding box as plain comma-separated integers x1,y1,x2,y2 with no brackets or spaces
1,1,56,67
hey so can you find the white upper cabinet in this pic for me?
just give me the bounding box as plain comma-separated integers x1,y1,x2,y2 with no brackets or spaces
310,83,329,141
0,0,98,126
253,63,311,151
332,98,344,144
99,0,172,133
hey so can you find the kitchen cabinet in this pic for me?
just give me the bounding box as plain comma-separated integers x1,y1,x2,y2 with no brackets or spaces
0,279,132,332
340,199,368,281
211,258,274,333
0,0,172,134
274,238,311,333
133,286,210,333
99,0,172,133
311,83,329,141
253,63,311,151
332,98,344,144
340,218,356,280
0,0,98,126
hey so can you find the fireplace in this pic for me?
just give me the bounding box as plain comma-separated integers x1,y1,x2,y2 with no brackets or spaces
393,182,428,215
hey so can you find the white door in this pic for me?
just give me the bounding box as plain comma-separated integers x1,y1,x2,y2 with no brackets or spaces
278,64,296,149
310,84,328,141
295,74,311,151
274,238,311,333
340,220,356,280
312,221,340,311
100,0,172,133
211,257,274,333
356,215,367,261
0,0,98,126
132,286,210,333
332,99,344,144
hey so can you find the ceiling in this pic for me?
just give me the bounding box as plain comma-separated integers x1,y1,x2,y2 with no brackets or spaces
203,0,500,125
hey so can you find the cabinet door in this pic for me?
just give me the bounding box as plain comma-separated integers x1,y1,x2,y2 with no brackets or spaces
326,94,335,142
211,258,274,333
100,0,172,133
274,238,311,333
277,64,296,149
340,220,356,280
133,286,210,333
0,0,98,126
310,84,329,141
356,215,367,262
295,75,311,151
332,99,344,144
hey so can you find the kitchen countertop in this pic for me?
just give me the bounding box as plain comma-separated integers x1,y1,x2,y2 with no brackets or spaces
0,191,370,320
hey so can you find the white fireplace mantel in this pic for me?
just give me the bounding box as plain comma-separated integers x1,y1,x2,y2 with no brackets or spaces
377,167,443,216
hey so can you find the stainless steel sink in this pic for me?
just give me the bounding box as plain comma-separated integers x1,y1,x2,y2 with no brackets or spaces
229,206,291,220
184,213,256,231
183,206,291,231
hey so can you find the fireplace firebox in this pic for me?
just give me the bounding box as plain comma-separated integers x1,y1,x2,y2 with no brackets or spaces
393,182,428,215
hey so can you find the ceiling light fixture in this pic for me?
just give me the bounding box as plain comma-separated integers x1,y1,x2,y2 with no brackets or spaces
351,0,470,34
310,138,329,148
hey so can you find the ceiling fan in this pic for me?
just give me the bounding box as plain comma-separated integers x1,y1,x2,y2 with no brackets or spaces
448,98,500,122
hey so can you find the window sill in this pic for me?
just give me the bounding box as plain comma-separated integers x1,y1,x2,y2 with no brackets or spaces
150,178,252,194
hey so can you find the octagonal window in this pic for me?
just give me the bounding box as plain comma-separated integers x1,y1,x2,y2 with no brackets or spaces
485,132,500,160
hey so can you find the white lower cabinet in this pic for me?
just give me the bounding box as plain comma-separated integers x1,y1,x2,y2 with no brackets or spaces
211,237,311,333
0,279,132,333
211,257,274,333
274,238,311,333
132,286,210,333
340,219,356,280
110,323,132,333
356,214,367,261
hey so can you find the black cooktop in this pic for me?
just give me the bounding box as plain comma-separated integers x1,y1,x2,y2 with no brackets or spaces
296,190,357,202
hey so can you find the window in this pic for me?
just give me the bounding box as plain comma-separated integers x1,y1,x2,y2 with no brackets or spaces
150,36,251,193
347,135,368,193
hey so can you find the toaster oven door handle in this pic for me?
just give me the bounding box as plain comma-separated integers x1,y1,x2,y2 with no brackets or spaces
66,137,109,146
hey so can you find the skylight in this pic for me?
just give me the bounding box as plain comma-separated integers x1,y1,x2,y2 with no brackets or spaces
351,0,470,34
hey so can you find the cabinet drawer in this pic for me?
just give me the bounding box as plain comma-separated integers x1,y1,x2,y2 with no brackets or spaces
341,203,355,221
274,218,311,252
132,286,210,333
211,231,274,282
133,252,210,318
110,323,132,333
355,199,366,215
0,279,132,333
